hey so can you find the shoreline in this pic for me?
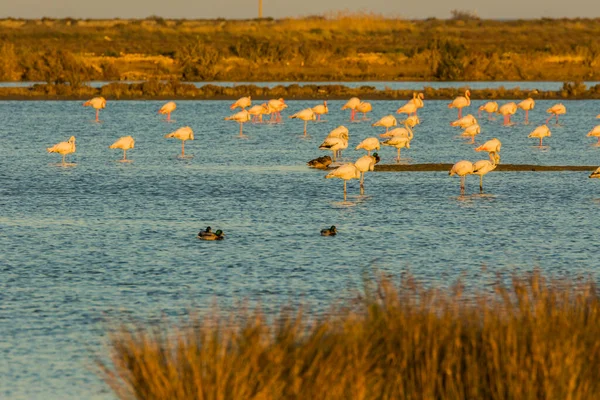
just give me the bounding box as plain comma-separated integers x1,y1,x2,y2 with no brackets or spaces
365,164,596,172
0,81,598,101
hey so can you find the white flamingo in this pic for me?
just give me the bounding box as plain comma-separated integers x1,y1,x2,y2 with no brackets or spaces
327,126,349,140
158,101,176,122
448,90,471,118
355,137,380,155
449,160,474,193
498,102,518,126
248,103,269,123
356,102,373,120
342,97,361,121
372,115,397,133
587,125,600,145
382,135,411,163
396,100,418,116
409,92,425,112
354,153,380,193
528,125,551,147
401,115,420,128
47,136,76,165
109,136,135,162
460,124,481,144
478,102,498,120
517,98,535,124
319,137,348,162
289,108,316,136
546,104,566,124
83,97,106,122
231,96,251,110
472,159,497,193
164,126,194,157
450,114,477,129
225,109,252,137
325,163,360,200
475,138,502,163
311,101,328,121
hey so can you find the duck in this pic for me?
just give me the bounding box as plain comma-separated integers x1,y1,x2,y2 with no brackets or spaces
307,155,333,169
320,226,337,236
198,228,225,241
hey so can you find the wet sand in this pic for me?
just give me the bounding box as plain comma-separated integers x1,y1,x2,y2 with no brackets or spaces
320,164,598,172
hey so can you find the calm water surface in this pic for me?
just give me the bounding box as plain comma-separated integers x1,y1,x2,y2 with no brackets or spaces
2,99,600,399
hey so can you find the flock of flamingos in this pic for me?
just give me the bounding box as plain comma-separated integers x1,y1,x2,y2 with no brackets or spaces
45,91,600,199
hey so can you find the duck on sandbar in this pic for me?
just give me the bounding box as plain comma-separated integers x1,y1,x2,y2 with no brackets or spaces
307,155,333,169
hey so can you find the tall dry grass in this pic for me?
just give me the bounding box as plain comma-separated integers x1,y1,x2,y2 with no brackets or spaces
101,272,600,399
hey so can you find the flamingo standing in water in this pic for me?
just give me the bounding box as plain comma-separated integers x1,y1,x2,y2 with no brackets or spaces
586,125,600,145
83,97,106,122
109,136,135,162
401,115,420,128
498,102,518,126
356,102,373,120
528,125,551,147
327,126,349,140
289,108,316,136
355,137,380,156
472,158,497,193
319,137,348,162
225,109,252,138
590,167,600,179
380,122,414,140
311,101,328,121
475,138,502,163
158,101,176,122
248,103,269,123
354,153,380,194
231,96,251,110
325,163,360,200
164,126,194,157
409,92,425,113
382,135,411,163
47,136,76,165
448,90,471,119
342,97,361,121
372,115,397,133
478,102,498,120
460,124,481,144
546,104,566,124
396,97,418,117
268,98,287,122
450,114,477,129
449,160,474,194
517,98,535,124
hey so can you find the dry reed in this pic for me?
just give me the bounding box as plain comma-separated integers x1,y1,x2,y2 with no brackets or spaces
100,272,600,400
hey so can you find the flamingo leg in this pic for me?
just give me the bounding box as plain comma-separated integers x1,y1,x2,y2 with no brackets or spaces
545,115,552,124
385,126,389,133
597,137,600,145
343,180,347,201
460,176,465,192
360,173,365,195
478,110,482,118
397,148,401,163
239,122,244,137
458,108,462,119
350,110,355,121
167,112,171,122
123,150,127,161
303,120,307,137
62,154,66,165
332,150,336,162
556,114,559,124
95,109,99,122
318,114,321,122
539,137,543,147
470,136,475,144
525,110,529,124
181,141,185,157
367,150,371,156
480,175,483,193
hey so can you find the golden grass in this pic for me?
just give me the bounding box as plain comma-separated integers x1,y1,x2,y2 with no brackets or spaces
101,272,600,400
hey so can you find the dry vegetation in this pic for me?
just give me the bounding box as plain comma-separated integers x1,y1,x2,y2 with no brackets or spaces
1,14,600,83
101,272,600,400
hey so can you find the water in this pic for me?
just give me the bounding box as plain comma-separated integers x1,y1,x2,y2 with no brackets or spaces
1,81,599,91
2,99,600,399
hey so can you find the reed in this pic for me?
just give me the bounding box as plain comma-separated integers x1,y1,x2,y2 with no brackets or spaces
101,272,600,400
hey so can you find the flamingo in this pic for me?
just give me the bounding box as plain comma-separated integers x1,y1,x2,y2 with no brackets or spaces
590,167,600,179
396,100,418,117
450,114,477,129
448,90,471,119
380,123,414,140
498,102,518,126
460,124,481,144
327,126,349,140
354,153,380,193
587,125,600,145
475,138,502,163
528,125,551,147
325,163,360,200
231,96,251,110
517,98,535,124
47,136,76,165
268,98,287,122
355,137,380,155
311,101,328,121
83,97,106,122
478,102,498,120
597,114,600,119
319,137,348,162
289,108,316,137
472,159,497,193
401,115,420,128
449,160,474,193
225,109,252,137
382,136,411,163
342,97,361,121
356,102,373,120
158,101,176,122
109,136,135,162
372,115,397,133
546,104,566,124
248,103,269,123
164,126,194,157
409,92,425,112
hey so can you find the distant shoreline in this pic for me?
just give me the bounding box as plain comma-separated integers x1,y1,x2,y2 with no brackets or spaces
0,81,597,100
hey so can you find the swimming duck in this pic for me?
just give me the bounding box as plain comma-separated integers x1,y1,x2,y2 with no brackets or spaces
321,226,337,236
307,155,333,169
198,228,225,241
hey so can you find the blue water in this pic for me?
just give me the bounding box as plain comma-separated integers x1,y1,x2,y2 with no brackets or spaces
1,80,599,91
2,99,600,399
